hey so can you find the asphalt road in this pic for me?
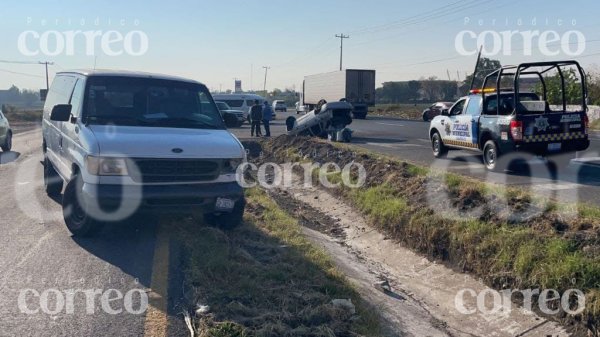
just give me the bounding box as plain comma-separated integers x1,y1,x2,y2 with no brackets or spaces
232,110,600,206
0,130,186,336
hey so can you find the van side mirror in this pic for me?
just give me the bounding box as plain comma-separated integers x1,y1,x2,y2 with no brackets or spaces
441,109,449,116
50,104,72,122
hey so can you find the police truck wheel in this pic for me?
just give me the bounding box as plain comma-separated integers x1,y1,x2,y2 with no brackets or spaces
63,174,102,237
483,140,502,172
431,132,447,158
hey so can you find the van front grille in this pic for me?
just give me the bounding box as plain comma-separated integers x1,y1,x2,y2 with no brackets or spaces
128,159,221,183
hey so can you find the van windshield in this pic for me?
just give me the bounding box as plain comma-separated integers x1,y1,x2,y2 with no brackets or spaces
83,76,225,129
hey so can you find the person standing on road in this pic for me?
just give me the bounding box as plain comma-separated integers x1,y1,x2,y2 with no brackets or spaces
262,101,273,137
250,100,263,137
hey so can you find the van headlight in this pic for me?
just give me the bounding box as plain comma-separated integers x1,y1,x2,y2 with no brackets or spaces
86,156,129,176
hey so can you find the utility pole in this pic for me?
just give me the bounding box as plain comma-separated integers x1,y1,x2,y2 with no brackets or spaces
335,34,349,71
39,61,54,90
262,66,270,93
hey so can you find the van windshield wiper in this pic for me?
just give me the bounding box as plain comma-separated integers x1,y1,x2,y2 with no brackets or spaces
85,115,151,126
155,117,223,129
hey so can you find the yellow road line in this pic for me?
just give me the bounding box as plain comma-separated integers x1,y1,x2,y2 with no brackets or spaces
143,219,170,337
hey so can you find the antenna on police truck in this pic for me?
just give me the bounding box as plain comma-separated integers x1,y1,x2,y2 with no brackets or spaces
468,46,483,93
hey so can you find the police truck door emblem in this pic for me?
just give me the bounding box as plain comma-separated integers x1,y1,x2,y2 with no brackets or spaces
445,123,451,136
534,116,549,132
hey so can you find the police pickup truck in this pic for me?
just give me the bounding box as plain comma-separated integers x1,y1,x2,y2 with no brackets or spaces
429,61,590,172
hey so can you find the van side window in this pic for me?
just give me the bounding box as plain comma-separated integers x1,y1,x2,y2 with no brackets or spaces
69,79,86,118
44,75,77,118
223,100,244,108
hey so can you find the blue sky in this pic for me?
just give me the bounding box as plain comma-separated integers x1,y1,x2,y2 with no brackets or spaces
0,0,599,92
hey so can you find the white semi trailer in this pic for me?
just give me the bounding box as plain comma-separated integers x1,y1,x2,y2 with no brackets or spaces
302,69,376,119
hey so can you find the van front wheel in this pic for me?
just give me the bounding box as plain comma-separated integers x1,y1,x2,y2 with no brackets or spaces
44,156,63,196
63,174,103,237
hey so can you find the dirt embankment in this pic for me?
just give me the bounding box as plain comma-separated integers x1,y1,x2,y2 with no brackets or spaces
243,135,600,337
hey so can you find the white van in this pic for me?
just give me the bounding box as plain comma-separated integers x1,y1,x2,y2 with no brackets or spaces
212,93,265,120
42,70,247,236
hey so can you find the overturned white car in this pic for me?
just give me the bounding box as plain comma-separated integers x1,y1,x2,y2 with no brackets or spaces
285,101,353,142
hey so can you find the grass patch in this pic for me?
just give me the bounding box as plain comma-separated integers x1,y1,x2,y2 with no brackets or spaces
174,187,383,337
259,135,600,334
350,185,409,228
2,107,42,123
370,103,430,120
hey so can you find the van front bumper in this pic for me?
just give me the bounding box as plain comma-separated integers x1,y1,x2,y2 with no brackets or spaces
81,181,244,213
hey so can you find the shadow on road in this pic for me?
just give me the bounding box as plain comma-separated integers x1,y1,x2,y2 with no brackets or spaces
71,214,160,289
0,151,20,164
440,153,600,187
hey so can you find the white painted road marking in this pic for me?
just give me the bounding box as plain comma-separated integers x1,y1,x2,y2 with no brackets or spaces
364,142,425,148
375,122,405,127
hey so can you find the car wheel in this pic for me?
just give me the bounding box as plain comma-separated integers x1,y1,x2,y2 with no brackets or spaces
422,113,430,122
1,131,12,152
482,140,503,172
62,173,103,237
44,156,63,196
204,198,245,230
431,132,447,158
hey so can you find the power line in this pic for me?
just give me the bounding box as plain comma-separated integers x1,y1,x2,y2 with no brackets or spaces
335,34,350,71
347,0,504,50
348,0,488,36
0,68,44,78
0,60,40,65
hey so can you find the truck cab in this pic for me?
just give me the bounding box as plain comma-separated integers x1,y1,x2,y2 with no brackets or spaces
429,61,590,171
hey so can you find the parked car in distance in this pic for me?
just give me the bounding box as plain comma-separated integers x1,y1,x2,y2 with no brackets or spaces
422,102,453,121
0,110,12,152
215,101,246,127
273,100,287,112
42,70,247,237
212,93,266,122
